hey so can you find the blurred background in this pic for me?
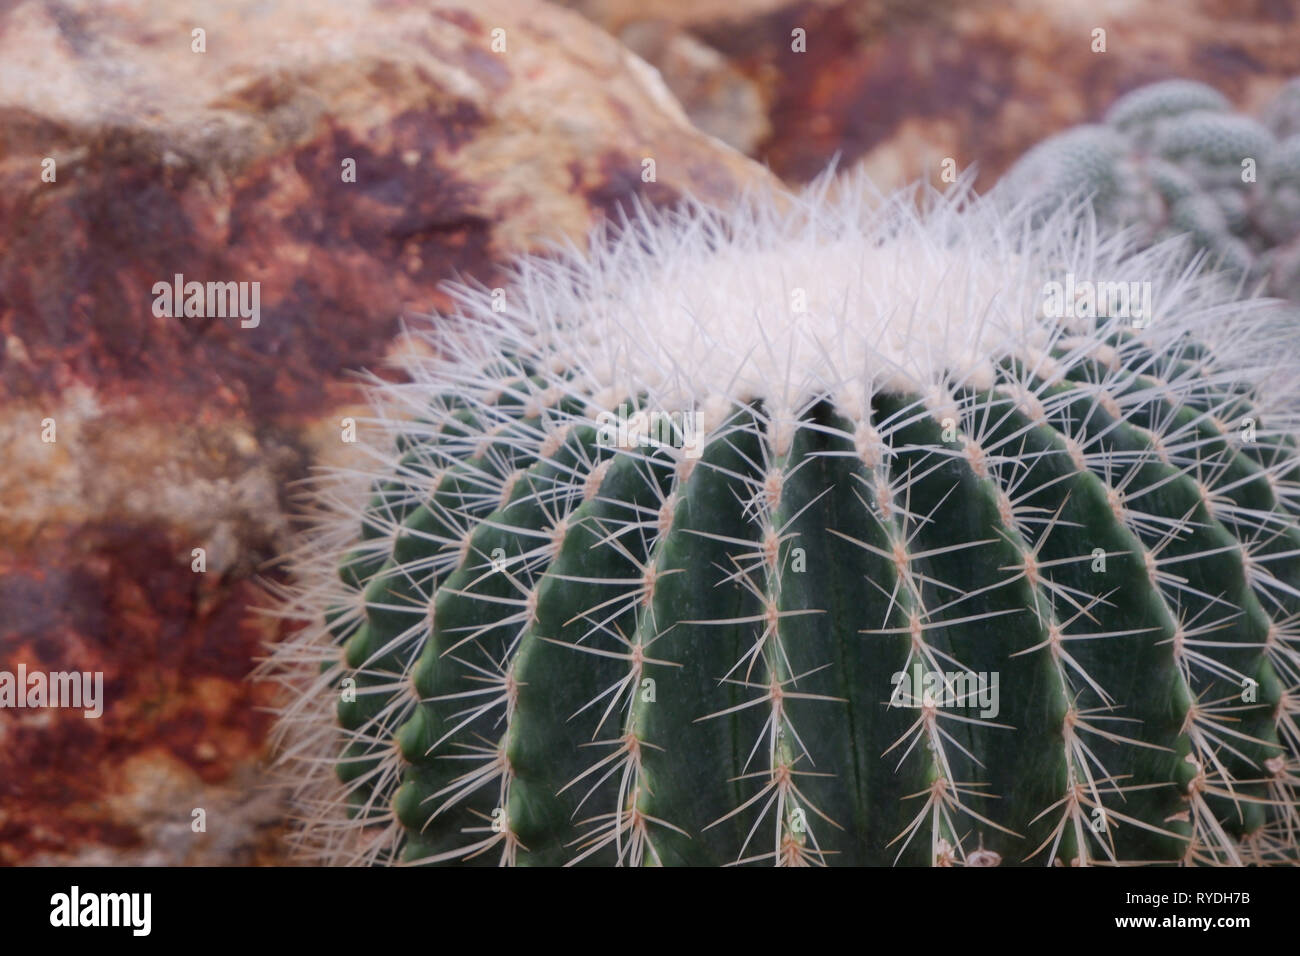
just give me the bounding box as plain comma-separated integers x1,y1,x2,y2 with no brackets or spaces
1,0,1298,865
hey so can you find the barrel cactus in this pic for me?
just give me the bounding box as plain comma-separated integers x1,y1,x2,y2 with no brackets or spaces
267,175,1300,866
1000,78,1300,301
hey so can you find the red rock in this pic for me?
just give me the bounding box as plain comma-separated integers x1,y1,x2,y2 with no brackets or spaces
564,0,1300,189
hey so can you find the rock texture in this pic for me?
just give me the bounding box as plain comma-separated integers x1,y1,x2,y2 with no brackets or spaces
0,0,772,865
563,0,1300,189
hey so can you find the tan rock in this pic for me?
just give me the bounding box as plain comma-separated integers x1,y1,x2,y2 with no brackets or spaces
618,20,770,155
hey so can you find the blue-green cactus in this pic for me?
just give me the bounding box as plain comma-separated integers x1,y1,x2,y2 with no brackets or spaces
1001,78,1300,300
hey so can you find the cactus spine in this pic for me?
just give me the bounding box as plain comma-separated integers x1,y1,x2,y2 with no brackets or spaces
269,176,1300,866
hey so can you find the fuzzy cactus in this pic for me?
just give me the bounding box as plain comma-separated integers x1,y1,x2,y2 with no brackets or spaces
1000,78,1300,301
267,175,1300,867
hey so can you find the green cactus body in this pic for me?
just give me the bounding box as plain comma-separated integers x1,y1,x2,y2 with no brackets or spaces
1002,78,1300,300
272,178,1300,866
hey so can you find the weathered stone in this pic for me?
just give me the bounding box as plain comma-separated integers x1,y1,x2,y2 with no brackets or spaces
564,0,1300,189
617,20,770,155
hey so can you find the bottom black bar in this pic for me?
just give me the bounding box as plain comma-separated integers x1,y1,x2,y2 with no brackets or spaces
0,864,1288,943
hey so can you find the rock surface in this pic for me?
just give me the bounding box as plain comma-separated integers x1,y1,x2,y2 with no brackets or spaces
0,0,772,865
562,0,1300,189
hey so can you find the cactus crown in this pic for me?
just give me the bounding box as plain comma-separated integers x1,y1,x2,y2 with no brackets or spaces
267,175,1300,866
1001,78,1300,300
